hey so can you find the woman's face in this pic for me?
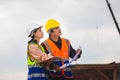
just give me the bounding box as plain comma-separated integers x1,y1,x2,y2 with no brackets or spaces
34,28,44,39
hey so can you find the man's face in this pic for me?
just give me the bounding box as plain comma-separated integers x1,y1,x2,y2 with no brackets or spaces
51,27,62,37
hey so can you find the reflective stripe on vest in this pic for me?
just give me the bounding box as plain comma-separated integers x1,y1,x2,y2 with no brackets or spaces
28,65,47,79
28,65,47,80
27,43,45,65
28,73,46,78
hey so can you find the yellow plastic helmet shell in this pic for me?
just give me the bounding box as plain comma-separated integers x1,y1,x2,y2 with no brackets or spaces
45,19,60,32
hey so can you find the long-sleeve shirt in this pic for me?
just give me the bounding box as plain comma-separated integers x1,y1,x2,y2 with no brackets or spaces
28,39,53,63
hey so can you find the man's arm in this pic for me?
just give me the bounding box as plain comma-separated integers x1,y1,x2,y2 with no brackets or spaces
69,44,82,59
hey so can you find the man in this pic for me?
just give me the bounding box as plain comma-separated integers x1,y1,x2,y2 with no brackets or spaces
41,19,82,80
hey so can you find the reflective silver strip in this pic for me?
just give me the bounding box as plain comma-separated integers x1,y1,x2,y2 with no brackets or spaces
28,73,46,78
28,65,43,68
43,40,52,54
65,39,70,55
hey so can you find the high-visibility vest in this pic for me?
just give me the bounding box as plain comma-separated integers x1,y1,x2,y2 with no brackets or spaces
43,38,74,78
27,42,45,65
27,41,48,80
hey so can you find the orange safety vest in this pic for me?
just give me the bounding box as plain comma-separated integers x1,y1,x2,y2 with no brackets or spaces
45,38,69,59
43,38,74,78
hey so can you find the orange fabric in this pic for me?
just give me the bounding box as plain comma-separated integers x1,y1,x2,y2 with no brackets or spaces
46,38,73,78
46,38,69,59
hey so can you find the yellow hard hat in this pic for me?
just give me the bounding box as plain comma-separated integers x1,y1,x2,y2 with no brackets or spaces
45,19,60,32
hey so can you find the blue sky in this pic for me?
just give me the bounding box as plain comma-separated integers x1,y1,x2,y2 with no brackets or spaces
0,0,120,80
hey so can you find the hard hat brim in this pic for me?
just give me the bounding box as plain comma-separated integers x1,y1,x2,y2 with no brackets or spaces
28,25,44,37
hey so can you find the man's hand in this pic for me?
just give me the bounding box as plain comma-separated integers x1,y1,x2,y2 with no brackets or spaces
74,48,82,61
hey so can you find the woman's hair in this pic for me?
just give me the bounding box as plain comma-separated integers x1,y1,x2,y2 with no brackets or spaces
31,29,37,39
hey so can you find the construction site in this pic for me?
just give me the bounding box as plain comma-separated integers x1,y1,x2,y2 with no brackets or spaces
71,0,120,80
0,0,119,80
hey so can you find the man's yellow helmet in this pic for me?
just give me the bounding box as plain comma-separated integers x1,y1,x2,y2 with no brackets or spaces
45,19,60,32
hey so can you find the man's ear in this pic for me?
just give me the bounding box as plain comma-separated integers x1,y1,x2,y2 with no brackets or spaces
48,29,54,34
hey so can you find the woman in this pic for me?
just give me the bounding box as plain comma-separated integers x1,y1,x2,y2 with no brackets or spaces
26,23,53,80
